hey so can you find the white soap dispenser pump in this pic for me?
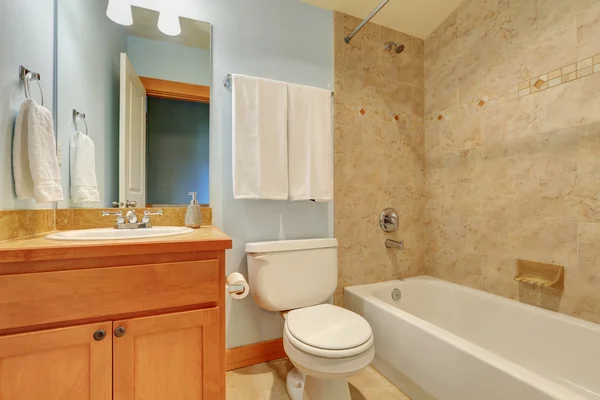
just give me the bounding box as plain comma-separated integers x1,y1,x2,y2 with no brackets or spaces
185,191,202,228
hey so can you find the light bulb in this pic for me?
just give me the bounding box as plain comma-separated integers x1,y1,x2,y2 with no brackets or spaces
157,12,181,36
106,0,133,26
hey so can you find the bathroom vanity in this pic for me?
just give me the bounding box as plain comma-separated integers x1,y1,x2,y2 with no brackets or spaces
0,227,231,400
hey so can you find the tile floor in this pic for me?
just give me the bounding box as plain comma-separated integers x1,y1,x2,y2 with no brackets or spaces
226,358,411,400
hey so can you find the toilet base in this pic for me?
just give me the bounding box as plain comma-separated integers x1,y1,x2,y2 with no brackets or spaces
286,368,351,400
286,368,305,400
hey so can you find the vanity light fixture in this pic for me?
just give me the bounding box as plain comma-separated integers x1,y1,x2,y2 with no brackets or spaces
157,12,181,36
106,0,133,26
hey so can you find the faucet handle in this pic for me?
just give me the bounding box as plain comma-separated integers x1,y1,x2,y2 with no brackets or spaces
142,209,163,224
102,210,124,224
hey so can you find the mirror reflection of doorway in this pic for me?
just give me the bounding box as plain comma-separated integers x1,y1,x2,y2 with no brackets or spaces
146,96,209,207
118,58,211,208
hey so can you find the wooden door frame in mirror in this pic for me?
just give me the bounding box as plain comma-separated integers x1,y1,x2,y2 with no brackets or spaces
139,77,210,104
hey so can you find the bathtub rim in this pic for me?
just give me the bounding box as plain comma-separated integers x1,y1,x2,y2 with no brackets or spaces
344,276,596,400
345,276,600,332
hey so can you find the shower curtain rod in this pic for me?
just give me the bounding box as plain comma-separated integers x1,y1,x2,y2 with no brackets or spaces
344,0,391,44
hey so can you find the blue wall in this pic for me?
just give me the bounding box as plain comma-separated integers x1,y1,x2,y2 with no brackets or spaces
126,36,210,86
146,98,210,205
130,0,334,348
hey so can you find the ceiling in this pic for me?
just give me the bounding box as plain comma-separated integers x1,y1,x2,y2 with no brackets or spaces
124,6,211,49
301,0,465,39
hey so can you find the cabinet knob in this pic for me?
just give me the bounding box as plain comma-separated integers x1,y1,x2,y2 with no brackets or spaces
93,330,106,341
114,326,127,337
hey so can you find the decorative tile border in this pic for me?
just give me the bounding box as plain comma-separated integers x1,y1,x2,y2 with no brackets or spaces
431,53,600,122
482,54,600,108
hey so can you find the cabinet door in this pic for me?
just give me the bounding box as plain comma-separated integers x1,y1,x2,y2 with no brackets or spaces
113,308,221,400
0,322,112,400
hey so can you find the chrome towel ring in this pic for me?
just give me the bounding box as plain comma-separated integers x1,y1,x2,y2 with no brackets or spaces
73,109,89,136
19,65,44,106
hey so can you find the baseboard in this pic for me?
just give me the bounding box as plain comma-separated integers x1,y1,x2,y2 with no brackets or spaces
226,338,286,371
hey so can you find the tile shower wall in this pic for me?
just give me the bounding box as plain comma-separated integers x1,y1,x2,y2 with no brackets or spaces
424,0,600,323
334,12,426,303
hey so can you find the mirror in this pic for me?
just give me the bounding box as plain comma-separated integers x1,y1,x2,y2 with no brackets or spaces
56,1,211,209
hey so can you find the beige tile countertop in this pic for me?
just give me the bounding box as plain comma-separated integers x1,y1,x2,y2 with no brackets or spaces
0,226,232,265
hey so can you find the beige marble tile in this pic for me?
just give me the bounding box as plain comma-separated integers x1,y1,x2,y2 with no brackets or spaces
481,255,519,299
439,103,481,153
578,122,600,173
504,128,578,180
334,10,426,294
423,0,600,324
226,360,411,400
426,217,466,252
527,19,578,78
481,95,539,143
441,183,481,218
56,207,212,230
505,220,578,268
537,0,599,29
0,209,55,241
538,72,600,133
426,249,482,289
577,2,600,60
426,11,458,55
464,218,511,255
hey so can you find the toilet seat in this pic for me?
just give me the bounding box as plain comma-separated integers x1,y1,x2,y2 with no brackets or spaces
284,304,373,359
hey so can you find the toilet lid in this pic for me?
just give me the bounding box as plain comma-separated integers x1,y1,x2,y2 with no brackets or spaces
286,304,372,350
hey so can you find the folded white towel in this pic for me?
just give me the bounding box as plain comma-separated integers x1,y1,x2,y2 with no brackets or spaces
232,74,289,200
27,101,64,203
13,99,64,203
70,131,100,204
287,83,333,201
13,99,35,199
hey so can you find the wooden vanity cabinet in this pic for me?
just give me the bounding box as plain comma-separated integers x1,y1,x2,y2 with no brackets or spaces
113,308,220,400
0,322,112,400
0,231,231,400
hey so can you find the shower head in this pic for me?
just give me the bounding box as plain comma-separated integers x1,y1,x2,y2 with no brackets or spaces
384,41,405,54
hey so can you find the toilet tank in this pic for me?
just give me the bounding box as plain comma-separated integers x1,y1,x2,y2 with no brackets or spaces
245,239,338,311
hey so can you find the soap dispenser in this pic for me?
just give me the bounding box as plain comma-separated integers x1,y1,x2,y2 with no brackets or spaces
185,192,203,228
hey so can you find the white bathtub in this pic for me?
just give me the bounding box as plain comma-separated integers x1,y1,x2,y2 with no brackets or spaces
344,276,600,400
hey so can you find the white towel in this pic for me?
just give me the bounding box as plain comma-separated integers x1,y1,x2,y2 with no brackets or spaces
13,99,35,199
287,83,333,201
13,99,63,203
70,131,100,204
232,74,289,200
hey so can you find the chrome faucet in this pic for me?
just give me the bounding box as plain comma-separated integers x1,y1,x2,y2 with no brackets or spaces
101,209,163,229
125,210,138,224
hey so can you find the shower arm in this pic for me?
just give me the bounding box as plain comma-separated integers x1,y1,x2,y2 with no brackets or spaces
344,0,391,44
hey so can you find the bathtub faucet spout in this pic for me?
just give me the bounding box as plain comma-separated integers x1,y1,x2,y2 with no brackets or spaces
385,239,404,250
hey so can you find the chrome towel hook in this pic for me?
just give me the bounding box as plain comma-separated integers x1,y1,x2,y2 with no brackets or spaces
73,109,89,136
19,65,44,106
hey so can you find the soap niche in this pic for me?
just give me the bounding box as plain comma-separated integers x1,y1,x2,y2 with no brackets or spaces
514,259,565,290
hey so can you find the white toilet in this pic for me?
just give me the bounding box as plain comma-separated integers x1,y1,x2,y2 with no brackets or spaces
245,238,374,400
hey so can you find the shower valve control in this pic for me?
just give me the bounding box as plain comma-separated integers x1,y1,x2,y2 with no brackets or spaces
379,208,399,233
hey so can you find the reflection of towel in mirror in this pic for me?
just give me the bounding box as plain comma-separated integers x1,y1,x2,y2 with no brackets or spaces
70,131,100,204
13,99,64,203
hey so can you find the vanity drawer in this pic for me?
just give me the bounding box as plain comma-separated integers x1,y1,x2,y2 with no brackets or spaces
0,260,219,332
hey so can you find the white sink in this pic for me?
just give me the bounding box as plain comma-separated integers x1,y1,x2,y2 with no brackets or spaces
46,226,194,241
